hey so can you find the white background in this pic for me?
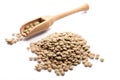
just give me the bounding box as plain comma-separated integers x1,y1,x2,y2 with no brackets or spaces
0,0,120,80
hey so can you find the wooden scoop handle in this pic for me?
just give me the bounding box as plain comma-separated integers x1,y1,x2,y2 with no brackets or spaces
53,3,89,21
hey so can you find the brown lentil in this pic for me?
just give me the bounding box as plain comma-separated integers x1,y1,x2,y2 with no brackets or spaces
5,33,24,45
95,54,100,60
47,68,52,72
27,47,30,50
69,66,73,70
61,71,65,76
29,57,34,61
100,58,104,62
22,18,45,36
28,32,104,76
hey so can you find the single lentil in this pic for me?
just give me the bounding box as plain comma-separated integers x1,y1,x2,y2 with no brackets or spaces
100,58,104,62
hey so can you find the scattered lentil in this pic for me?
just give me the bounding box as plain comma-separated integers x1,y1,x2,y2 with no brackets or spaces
29,57,34,61
95,54,100,60
5,33,24,45
100,58,104,62
27,47,30,50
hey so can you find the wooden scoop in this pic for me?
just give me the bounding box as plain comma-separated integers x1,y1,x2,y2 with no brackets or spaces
20,3,89,38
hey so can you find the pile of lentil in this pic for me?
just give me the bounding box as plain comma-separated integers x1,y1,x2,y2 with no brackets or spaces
28,32,104,76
